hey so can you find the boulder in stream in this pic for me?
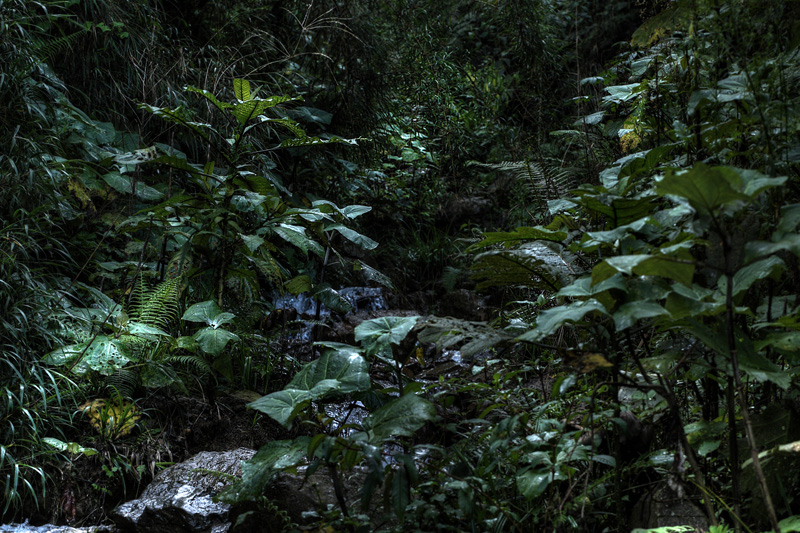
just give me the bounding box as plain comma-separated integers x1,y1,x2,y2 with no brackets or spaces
111,448,255,533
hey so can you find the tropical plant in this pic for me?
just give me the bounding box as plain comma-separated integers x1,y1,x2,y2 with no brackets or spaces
219,315,437,526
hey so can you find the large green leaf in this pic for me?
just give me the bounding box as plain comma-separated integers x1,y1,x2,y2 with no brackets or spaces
594,253,694,286
688,322,790,389
416,316,513,357
193,327,239,356
313,284,354,313
273,224,324,257
516,468,553,499
354,260,395,290
185,85,233,113
326,224,378,250
341,204,372,219
656,163,749,214
248,389,314,428
613,301,670,331
472,242,577,291
664,283,723,319
290,347,370,394
468,226,567,251
285,274,313,295
217,438,310,504
731,256,785,296
233,78,251,101
572,194,656,227
518,300,608,342
362,393,435,443
248,348,370,427
44,336,132,376
745,234,800,262
182,300,223,324
355,316,420,357
278,135,357,148
239,234,265,253
757,332,800,360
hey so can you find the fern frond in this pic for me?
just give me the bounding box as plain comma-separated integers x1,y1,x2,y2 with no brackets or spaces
128,276,183,331
164,354,212,376
105,368,139,398
470,160,575,202
34,29,87,61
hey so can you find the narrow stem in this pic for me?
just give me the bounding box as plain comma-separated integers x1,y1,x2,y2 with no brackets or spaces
726,375,742,531
725,254,780,532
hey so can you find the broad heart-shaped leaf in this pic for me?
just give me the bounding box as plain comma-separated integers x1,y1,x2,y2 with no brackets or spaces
355,316,420,357
688,321,791,389
182,300,223,324
516,468,553,499
248,389,314,428
467,226,567,251
472,242,578,291
731,256,785,296
289,348,370,394
571,194,656,227
239,233,265,253
44,336,132,376
362,393,435,444
593,253,694,286
217,437,310,504
248,348,370,428
193,327,239,356
656,163,750,214
517,299,608,342
757,332,800,360
613,301,670,331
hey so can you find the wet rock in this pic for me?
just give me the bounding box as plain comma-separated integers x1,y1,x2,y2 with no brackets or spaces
112,448,255,533
0,523,115,533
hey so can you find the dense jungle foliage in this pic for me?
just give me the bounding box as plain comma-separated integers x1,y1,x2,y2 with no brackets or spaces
3,0,800,531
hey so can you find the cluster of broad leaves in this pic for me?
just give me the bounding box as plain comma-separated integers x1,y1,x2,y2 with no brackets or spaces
413,1,800,530
39,78,385,390
219,315,438,521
